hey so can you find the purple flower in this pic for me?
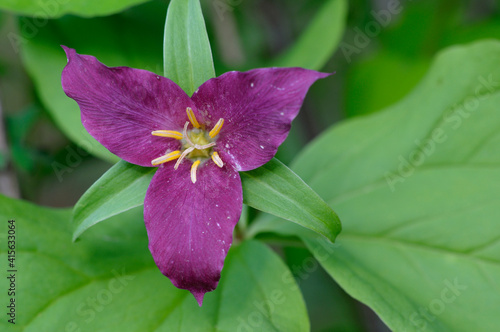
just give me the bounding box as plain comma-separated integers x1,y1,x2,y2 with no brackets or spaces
61,46,330,305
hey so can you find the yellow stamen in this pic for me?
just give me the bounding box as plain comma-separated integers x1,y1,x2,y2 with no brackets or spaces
151,130,183,140
190,160,201,183
186,107,200,129
151,150,181,166
209,118,224,138
211,151,224,168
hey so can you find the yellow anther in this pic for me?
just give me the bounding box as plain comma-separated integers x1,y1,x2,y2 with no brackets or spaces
211,151,224,168
151,150,181,166
151,130,183,140
186,107,200,129
209,118,224,138
152,111,223,178
190,160,201,183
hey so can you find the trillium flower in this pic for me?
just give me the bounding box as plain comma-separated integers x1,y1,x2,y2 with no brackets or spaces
61,46,330,305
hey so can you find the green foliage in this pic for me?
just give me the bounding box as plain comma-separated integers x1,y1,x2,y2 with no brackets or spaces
0,0,150,18
274,0,347,70
0,195,309,331
72,161,154,241
253,40,500,331
72,158,341,244
163,0,215,95
241,158,341,243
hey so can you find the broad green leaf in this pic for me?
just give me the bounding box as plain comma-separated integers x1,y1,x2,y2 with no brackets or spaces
274,0,347,70
72,160,155,241
163,0,215,95
240,158,341,243
0,195,309,331
252,40,500,331
19,2,165,162
0,0,149,18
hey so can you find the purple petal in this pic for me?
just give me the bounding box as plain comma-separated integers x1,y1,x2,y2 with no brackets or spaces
61,46,194,167
192,68,330,171
144,161,242,305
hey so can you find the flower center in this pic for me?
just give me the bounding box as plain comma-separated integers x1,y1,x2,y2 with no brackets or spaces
151,107,224,183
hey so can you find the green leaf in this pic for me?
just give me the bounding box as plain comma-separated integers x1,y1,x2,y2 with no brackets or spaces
163,0,215,95
253,40,500,331
71,158,341,244
19,2,165,162
0,195,308,331
273,0,347,70
0,0,150,18
241,158,341,243
72,160,155,241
